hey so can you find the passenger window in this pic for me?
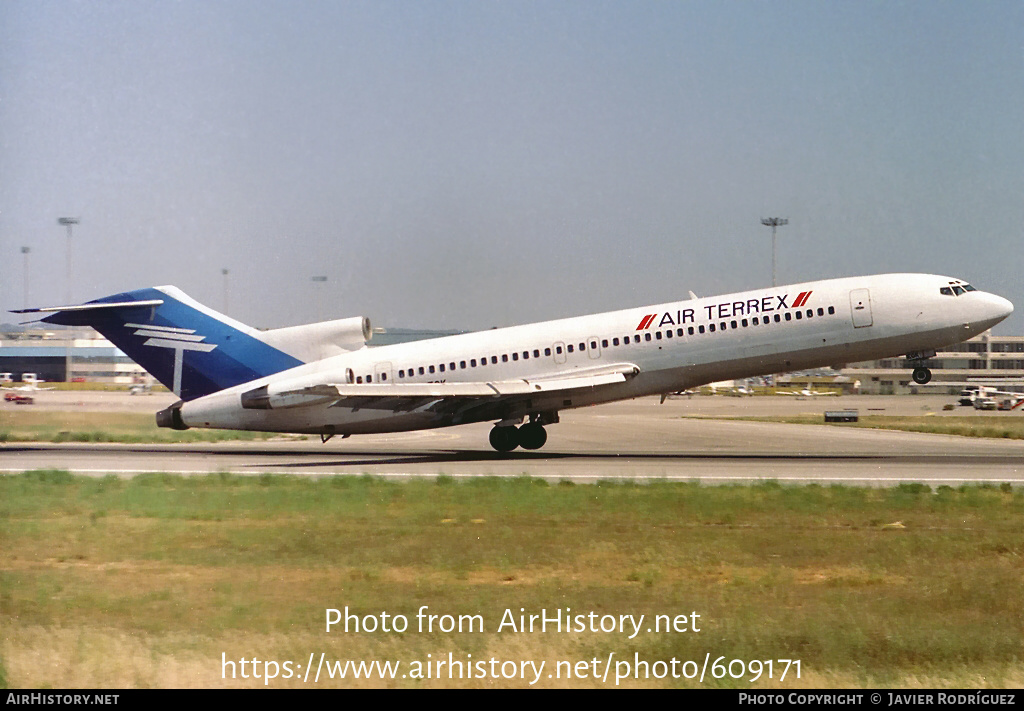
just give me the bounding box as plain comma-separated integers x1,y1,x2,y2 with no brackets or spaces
512,352,519,361
634,335,640,343
806,309,813,318
688,327,695,335
471,359,477,367
645,333,652,341
817,308,824,316
655,331,662,340
753,317,759,325
796,311,802,320
591,341,598,349
613,338,620,346
698,325,705,334
774,314,781,322
439,364,445,372
429,366,435,374
709,324,716,332
533,350,540,358
665,330,672,339
502,354,508,362
545,348,552,356
567,344,574,353
399,370,404,378
381,373,387,381
491,356,498,364
741,319,748,327
367,375,373,383
579,342,586,351
828,306,835,315
785,312,792,321
676,328,684,337
460,361,466,369
601,340,608,348
730,320,737,329
356,376,363,383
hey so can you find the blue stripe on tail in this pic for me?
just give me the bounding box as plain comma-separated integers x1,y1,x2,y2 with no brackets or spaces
42,286,303,400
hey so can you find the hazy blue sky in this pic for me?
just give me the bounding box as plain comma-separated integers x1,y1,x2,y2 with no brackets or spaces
2,1,1022,333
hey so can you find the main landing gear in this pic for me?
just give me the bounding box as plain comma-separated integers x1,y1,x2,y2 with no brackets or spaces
912,367,932,385
488,413,557,452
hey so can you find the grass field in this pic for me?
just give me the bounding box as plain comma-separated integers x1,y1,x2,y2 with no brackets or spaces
0,411,278,444
697,415,1024,441
2,471,1022,688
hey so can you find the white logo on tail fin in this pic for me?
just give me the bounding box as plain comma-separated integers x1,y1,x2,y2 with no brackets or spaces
125,323,217,396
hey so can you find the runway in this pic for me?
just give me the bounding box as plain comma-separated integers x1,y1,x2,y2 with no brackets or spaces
3,396,1023,485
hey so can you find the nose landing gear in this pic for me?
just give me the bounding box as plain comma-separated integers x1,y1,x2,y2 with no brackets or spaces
906,350,936,385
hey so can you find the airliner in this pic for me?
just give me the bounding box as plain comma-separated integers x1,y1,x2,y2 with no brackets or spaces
14,274,1012,451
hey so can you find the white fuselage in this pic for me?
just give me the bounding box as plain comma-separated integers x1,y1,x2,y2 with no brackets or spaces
179,274,1013,435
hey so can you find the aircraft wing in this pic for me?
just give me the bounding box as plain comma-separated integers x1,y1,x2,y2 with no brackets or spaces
271,362,640,419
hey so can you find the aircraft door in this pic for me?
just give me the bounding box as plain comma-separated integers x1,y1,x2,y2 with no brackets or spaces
552,342,567,365
587,336,602,360
374,362,393,383
849,289,873,328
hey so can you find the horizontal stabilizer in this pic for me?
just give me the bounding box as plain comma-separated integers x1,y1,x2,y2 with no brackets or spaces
12,299,164,314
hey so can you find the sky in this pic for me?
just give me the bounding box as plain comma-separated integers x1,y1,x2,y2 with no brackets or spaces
2,1,1022,333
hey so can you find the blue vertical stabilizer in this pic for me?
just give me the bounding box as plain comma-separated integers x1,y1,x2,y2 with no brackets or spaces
25,286,304,400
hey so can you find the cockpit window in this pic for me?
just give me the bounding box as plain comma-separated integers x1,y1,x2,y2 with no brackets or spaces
941,283,977,296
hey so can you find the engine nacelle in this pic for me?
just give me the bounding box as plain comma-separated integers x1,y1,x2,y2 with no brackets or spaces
260,316,371,362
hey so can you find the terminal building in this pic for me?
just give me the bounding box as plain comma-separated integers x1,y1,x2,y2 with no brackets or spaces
0,326,148,384
841,331,1024,395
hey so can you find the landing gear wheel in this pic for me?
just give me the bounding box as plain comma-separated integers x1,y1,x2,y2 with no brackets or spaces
518,422,548,450
489,426,519,452
912,367,932,385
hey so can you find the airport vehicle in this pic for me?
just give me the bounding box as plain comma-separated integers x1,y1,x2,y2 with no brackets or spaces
956,385,1024,407
3,392,34,405
13,273,1013,451
973,397,998,411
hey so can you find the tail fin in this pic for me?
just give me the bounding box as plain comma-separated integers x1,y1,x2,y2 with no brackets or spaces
15,286,303,400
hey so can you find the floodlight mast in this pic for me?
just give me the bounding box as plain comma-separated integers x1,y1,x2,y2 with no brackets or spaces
761,217,788,287
21,246,30,309
58,217,80,382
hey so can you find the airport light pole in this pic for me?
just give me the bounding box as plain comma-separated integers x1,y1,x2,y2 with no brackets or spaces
761,217,788,287
58,217,79,382
21,246,30,309
58,217,79,304
312,276,327,322
222,268,230,313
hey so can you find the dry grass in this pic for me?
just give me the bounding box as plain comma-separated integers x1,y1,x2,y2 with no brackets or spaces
2,473,1023,688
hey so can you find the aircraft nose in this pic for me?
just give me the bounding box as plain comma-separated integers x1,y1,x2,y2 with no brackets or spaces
978,292,1014,325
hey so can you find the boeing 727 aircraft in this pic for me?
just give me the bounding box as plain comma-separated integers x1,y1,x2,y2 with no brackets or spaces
14,274,1013,451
